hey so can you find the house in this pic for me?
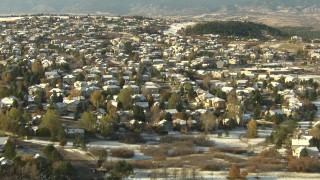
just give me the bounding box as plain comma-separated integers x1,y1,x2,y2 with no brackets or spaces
291,136,312,150
54,102,68,115
164,109,178,116
102,85,120,94
237,80,248,88
63,74,76,84
292,146,319,158
197,92,214,101
154,119,172,132
63,96,83,112
123,85,140,94
142,82,159,94
0,96,18,108
128,119,144,130
268,109,286,117
45,71,60,80
134,102,149,109
74,81,88,91
210,97,226,109
65,128,85,137
173,119,187,130
0,157,13,166
269,82,283,90
0,137,9,154
221,87,234,94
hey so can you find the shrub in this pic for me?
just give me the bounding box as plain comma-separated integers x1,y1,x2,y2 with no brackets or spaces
111,148,134,158
200,162,221,171
37,127,51,137
131,160,154,169
228,164,240,179
52,161,75,179
240,170,248,178
159,135,176,143
119,133,145,144
209,147,247,154
259,147,278,158
160,135,215,147
167,145,197,157
246,165,257,173
192,136,215,147
288,157,320,172
211,152,226,159
89,147,107,160
110,160,133,178
140,145,169,157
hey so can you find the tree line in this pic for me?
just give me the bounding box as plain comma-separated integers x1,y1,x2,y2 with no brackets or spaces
182,21,288,39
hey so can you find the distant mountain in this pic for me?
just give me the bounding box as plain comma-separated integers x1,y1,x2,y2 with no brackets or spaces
0,0,320,16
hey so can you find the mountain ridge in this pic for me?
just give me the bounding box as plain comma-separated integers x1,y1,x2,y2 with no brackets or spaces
0,0,319,16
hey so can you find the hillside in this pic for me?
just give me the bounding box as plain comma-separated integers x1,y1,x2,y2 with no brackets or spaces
0,0,320,15
183,21,287,39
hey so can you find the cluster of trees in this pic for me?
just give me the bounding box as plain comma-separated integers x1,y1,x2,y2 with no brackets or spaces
107,160,134,180
243,90,263,119
0,108,32,136
279,26,320,41
1,142,74,179
266,120,296,148
40,110,66,145
183,21,287,39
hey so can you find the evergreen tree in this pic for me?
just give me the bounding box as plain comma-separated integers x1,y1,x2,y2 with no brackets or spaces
3,138,16,159
133,106,146,122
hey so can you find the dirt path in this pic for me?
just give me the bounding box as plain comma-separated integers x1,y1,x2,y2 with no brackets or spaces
61,148,105,180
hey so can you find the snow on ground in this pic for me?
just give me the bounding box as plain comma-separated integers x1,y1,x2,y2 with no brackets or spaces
247,128,273,146
163,22,196,35
88,141,152,160
208,128,248,148
212,137,248,148
0,17,23,22
124,169,228,180
124,169,320,180
64,148,89,156
24,139,66,147
249,172,320,180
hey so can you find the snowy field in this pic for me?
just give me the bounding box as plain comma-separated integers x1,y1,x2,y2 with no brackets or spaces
0,17,23,22
163,22,196,35
24,127,298,180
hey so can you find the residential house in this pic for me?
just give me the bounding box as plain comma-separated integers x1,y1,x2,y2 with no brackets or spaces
123,85,140,94
142,82,159,94
65,128,85,137
0,96,18,108
292,146,319,158
63,74,76,84
102,85,120,94
0,137,9,154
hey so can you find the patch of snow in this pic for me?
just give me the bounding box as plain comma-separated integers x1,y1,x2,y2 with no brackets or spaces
0,17,23,22
163,22,196,35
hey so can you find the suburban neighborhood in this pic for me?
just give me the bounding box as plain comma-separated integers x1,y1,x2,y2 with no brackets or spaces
0,15,319,179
